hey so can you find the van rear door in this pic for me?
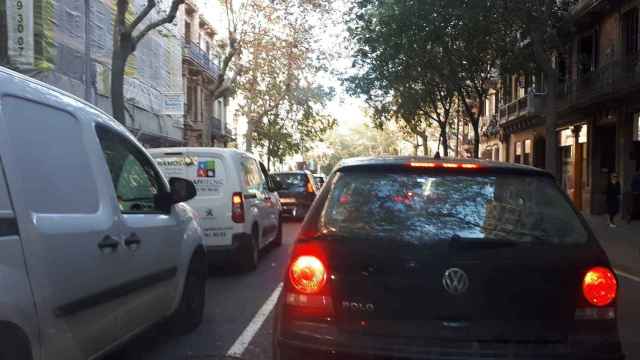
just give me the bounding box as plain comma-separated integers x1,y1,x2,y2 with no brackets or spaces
153,152,232,247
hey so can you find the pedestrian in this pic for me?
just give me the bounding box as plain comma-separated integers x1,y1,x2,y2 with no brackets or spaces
434,151,442,160
629,170,640,223
606,172,621,227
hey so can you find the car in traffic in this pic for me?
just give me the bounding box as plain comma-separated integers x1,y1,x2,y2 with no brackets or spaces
150,148,283,271
273,157,623,360
272,171,319,220
0,66,207,360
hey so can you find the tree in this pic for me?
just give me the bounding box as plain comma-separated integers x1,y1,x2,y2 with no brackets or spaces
111,0,184,124
111,0,243,125
235,0,334,152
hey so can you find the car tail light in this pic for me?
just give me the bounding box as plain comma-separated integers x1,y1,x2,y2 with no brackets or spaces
409,162,480,169
576,267,617,320
231,192,245,223
582,267,617,306
285,242,334,317
289,255,327,294
306,181,315,194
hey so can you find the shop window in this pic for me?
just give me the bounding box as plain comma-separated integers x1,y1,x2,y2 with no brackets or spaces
515,141,522,164
524,139,532,165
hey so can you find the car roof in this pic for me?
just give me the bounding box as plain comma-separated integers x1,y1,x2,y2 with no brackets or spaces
335,156,550,175
148,147,254,160
0,66,120,129
274,171,311,175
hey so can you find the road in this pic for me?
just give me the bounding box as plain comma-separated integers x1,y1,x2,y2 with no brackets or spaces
109,221,640,360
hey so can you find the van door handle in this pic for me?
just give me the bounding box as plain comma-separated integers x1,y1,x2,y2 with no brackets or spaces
124,233,142,248
98,235,120,251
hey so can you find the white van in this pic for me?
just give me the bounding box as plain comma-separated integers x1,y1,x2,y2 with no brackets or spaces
149,148,283,271
0,66,207,360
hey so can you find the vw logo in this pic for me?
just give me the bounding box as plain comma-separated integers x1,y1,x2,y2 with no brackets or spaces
442,268,469,295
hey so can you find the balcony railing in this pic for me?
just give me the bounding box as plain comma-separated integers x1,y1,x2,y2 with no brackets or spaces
556,54,640,110
499,95,528,124
481,114,499,139
183,41,220,79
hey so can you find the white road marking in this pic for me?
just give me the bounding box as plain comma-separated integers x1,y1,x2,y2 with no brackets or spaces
226,282,283,358
615,269,640,283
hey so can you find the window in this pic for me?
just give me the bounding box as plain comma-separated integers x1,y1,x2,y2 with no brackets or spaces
241,159,265,194
96,125,166,213
322,172,588,245
623,8,639,56
515,141,522,164
524,139,532,165
185,21,192,43
2,96,99,214
274,173,309,192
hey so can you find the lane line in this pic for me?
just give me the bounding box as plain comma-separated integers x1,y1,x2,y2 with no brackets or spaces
226,282,283,358
615,269,640,283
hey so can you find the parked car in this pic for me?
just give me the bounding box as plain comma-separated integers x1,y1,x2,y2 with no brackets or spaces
150,148,283,271
313,174,326,188
272,171,319,220
0,66,207,360
273,157,623,360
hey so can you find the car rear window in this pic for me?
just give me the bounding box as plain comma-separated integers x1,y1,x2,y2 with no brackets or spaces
321,170,588,245
275,173,308,192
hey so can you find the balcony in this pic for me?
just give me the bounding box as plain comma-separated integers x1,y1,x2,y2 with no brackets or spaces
481,114,499,139
183,41,220,80
572,0,607,19
498,94,535,125
209,116,223,137
556,55,640,111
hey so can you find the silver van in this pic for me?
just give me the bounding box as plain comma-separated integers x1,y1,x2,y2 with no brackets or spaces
0,66,207,359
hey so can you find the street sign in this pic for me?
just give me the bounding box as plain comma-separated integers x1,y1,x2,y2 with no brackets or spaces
162,93,184,115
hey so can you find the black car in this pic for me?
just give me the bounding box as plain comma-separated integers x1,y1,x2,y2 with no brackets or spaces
273,171,318,220
273,157,623,360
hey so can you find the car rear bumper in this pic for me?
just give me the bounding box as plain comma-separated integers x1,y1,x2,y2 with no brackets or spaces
276,327,624,360
205,233,251,264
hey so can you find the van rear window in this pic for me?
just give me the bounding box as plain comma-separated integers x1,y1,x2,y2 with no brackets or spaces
321,171,588,245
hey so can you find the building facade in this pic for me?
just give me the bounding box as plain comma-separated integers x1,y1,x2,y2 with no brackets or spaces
479,0,640,216
1,0,232,148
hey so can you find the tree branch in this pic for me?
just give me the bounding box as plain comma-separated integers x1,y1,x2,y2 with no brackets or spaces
128,0,156,33
133,0,184,46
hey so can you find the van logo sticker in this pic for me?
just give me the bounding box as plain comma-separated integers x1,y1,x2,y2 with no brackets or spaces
205,208,214,217
197,160,216,178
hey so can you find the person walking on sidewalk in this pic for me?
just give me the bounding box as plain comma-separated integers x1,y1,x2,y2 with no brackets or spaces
630,170,640,223
607,172,621,227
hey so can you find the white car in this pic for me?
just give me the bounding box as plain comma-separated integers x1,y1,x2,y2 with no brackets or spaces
0,66,207,360
149,148,283,271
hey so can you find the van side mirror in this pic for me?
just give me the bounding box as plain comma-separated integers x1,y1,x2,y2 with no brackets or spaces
170,177,197,203
155,177,197,213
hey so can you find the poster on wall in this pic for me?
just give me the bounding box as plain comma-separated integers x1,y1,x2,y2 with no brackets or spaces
6,0,34,68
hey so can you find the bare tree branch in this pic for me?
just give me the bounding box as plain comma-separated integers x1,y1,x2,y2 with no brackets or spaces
128,0,157,33
133,0,184,45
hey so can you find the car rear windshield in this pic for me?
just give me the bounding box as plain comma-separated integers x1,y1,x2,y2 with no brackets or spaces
320,170,589,245
275,173,308,192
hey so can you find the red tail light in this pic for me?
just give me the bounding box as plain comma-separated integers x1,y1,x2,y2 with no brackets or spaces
409,162,480,169
231,192,245,223
582,267,617,307
285,242,334,317
289,255,327,294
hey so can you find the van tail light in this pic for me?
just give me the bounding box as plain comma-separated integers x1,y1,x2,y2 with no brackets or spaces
231,192,245,223
576,266,617,320
284,241,334,318
306,181,315,194
409,162,480,169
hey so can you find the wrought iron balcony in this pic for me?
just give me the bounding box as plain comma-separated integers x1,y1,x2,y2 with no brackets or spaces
556,54,640,111
208,116,223,136
183,41,220,80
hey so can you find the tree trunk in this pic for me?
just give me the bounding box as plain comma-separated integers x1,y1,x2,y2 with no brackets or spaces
111,48,128,125
421,135,429,156
472,121,480,159
544,79,558,179
441,126,449,158
245,119,255,153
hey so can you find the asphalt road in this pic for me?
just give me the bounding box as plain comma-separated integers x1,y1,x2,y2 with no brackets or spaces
108,221,640,360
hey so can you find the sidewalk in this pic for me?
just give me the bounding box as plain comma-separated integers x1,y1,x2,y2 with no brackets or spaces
585,214,640,276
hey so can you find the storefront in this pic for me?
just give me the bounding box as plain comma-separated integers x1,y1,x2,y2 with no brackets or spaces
557,125,588,210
